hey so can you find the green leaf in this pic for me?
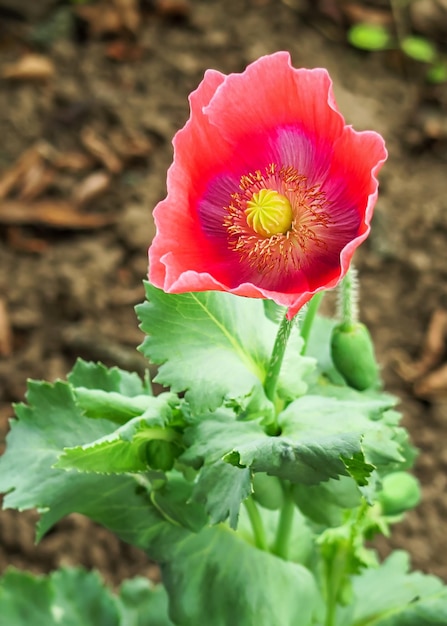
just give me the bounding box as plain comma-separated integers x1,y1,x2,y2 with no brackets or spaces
182,408,370,489
181,411,264,467
182,386,403,519
292,476,362,527
348,23,391,51
342,451,374,487
56,394,180,474
191,460,251,528
344,551,447,626
0,568,120,626
162,525,319,626
401,36,437,64
280,394,403,469
0,379,186,554
73,388,157,424
0,568,175,626
0,381,116,514
150,471,208,532
136,284,314,413
136,284,272,412
119,578,175,626
68,358,150,395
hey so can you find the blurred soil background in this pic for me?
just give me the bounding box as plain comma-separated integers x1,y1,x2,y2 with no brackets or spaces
0,0,447,587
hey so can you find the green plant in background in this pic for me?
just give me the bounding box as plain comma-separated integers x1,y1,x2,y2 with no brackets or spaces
347,2,447,84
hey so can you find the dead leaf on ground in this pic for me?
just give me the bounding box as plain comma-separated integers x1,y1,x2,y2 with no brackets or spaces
395,309,447,381
81,127,123,174
1,54,55,82
0,300,13,357
105,40,144,62
0,145,43,200
18,161,55,202
6,226,49,254
73,171,112,207
51,151,95,172
394,309,447,399
109,129,152,160
0,200,114,229
414,363,447,399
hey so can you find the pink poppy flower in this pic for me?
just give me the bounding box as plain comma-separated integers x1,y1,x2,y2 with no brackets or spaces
149,51,387,318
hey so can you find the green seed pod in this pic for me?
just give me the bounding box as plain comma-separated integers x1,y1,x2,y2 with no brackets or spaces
252,473,284,510
379,472,421,515
330,322,379,391
146,439,176,472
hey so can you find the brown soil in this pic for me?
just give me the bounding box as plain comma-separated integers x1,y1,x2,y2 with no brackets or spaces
1,0,447,585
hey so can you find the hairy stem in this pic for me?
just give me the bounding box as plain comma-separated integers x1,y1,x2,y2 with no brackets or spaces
264,313,293,403
337,266,359,327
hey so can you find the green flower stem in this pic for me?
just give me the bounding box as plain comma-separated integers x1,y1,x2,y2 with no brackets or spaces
337,266,359,327
243,497,269,551
272,485,295,560
264,313,293,403
300,292,324,353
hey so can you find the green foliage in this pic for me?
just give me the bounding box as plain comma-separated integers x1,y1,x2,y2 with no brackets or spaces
347,20,446,84
348,23,391,51
292,476,362,527
161,525,319,626
181,406,372,488
191,460,251,528
136,283,271,412
136,283,313,414
401,36,437,64
426,61,447,84
0,372,188,555
68,359,151,395
1,282,446,626
0,568,174,626
343,551,447,625
57,394,182,475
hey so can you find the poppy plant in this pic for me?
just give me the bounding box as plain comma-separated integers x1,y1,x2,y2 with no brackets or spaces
149,51,387,318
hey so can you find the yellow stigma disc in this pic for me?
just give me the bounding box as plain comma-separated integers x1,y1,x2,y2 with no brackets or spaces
245,188,293,238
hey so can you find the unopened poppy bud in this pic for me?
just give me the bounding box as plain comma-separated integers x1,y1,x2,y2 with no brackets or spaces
252,473,284,510
146,439,177,471
330,322,379,391
379,472,421,515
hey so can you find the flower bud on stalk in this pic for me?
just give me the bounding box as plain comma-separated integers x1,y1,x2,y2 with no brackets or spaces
379,471,421,515
330,322,379,391
146,439,177,471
